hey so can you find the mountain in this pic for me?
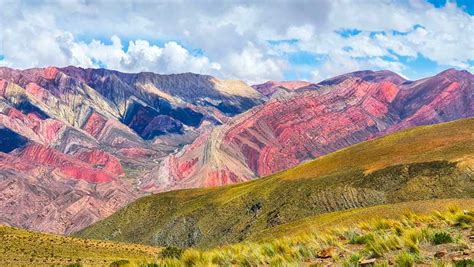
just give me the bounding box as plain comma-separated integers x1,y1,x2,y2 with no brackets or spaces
252,80,312,97
145,69,473,191
317,69,407,86
1,67,472,236
76,118,474,248
0,66,264,234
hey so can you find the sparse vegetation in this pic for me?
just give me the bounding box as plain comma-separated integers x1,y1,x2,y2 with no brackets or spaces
0,225,160,266
145,206,473,266
395,251,416,267
5,205,472,266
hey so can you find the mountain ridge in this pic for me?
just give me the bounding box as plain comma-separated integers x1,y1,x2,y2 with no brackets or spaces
154,68,473,191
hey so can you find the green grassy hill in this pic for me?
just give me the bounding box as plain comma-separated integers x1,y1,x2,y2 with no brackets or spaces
77,118,474,248
0,225,160,266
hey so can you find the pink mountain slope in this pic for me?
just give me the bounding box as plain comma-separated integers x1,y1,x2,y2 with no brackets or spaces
141,69,473,191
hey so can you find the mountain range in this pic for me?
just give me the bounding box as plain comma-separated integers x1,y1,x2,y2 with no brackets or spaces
0,66,473,236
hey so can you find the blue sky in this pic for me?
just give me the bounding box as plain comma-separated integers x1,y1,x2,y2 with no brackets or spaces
428,0,474,14
1,0,473,84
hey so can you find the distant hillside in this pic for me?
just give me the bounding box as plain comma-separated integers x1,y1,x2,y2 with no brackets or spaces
77,118,474,248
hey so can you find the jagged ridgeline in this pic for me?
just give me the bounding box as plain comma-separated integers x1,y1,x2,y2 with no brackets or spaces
77,118,474,248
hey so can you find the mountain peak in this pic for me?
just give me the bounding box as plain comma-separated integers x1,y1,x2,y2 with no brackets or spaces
252,80,312,96
318,69,407,86
436,68,473,79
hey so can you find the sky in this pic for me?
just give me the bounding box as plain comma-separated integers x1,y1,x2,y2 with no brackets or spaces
0,0,473,84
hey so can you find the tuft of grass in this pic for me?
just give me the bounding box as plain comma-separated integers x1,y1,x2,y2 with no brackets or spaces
344,228,373,245
160,246,184,259
181,249,201,266
431,231,453,245
342,253,362,267
453,258,474,267
365,231,402,257
109,259,130,267
454,213,474,228
395,251,416,267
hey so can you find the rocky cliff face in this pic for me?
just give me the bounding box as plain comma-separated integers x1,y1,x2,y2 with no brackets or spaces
143,69,473,191
0,66,264,234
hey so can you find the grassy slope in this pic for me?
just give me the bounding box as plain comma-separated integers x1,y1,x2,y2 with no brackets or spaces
77,118,474,248
252,198,474,241
3,201,474,266
0,225,160,266
152,205,474,266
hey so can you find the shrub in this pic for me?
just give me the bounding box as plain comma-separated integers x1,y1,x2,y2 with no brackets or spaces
452,258,474,267
431,232,453,245
454,213,474,227
342,253,361,267
109,259,130,267
395,251,415,267
346,230,373,245
160,246,184,259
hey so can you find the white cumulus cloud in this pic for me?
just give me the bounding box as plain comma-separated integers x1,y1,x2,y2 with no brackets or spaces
0,0,473,83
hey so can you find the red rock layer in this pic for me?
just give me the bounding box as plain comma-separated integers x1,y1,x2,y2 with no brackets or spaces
75,149,124,176
14,144,116,183
42,67,59,80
